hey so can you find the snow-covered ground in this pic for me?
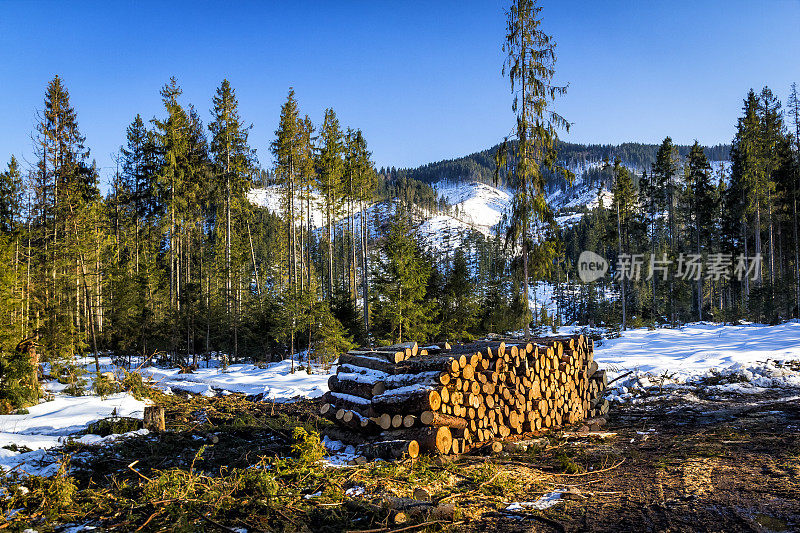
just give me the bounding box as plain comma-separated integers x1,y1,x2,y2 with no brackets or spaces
141,358,331,401
592,321,800,401
0,381,147,476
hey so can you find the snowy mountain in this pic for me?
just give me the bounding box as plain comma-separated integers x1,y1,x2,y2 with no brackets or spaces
246,176,612,254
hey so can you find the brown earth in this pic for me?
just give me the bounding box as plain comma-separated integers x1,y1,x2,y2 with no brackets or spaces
461,387,800,533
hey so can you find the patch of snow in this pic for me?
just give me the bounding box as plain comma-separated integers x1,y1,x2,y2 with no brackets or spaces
141,359,332,402
506,489,565,511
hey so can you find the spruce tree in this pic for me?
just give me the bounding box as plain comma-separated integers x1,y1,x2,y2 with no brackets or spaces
608,158,636,329
0,156,23,235
788,83,800,313
316,109,344,300
498,0,571,338
209,80,255,317
685,142,716,320
271,89,303,362
371,213,433,343
440,249,479,340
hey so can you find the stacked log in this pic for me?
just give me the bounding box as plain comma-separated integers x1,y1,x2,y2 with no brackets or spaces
320,337,608,459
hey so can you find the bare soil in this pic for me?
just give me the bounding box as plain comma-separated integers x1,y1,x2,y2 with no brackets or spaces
463,388,800,533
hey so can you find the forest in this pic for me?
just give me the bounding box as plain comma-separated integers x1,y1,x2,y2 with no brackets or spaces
0,75,799,411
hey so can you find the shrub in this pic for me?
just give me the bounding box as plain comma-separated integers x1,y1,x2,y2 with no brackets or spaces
0,348,40,410
93,373,118,398
85,417,142,436
121,370,156,401
291,427,325,464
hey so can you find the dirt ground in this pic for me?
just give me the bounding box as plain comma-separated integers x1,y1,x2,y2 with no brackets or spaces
464,388,800,533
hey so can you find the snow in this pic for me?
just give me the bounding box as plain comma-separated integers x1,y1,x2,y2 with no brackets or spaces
0,389,147,476
247,186,328,228
141,359,332,402
416,214,481,253
433,181,511,232
506,489,565,511
593,322,800,400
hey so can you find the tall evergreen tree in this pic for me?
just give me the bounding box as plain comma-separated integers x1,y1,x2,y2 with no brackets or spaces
316,109,344,300
498,0,571,338
209,79,255,317
685,142,716,320
788,83,800,313
371,213,434,343
0,156,23,235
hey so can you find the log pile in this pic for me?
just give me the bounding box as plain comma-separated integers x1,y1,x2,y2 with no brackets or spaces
320,336,609,459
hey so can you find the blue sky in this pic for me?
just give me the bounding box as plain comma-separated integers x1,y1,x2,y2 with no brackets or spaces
1,0,798,186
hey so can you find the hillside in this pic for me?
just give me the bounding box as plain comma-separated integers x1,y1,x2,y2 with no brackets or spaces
387,140,732,189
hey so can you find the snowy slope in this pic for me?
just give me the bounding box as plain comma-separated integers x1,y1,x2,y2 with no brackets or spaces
247,186,328,228
433,181,511,233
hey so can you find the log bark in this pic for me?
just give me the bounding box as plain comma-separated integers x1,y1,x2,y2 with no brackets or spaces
321,391,374,417
382,426,452,454
328,374,386,398
356,439,420,459
420,410,468,429
372,388,442,414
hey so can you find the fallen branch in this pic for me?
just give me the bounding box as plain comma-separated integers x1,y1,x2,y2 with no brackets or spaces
607,370,634,386
347,520,458,533
127,460,153,483
555,458,626,477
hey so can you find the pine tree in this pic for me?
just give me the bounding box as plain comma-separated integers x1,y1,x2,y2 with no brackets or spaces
316,109,344,300
498,0,571,338
32,75,96,364
271,89,303,362
608,158,636,329
371,213,434,343
0,157,23,235
152,78,191,314
440,249,479,340
788,83,800,313
685,142,716,320
652,137,679,324
732,90,763,304
209,80,255,321
757,87,784,287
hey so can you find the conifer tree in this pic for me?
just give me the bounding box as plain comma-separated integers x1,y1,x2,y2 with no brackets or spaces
440,249,479,340
153,78,191,313
316,109,344,300
652,137,679,323
608,158,636,329
498,0,571,338
788,82,800,312
0,157,23,235
209,80,255,316
32,75,95,363
371,213,433,343
685,142,716,319
271,90,303,361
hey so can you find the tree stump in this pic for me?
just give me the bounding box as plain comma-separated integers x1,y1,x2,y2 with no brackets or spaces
144,406,165,432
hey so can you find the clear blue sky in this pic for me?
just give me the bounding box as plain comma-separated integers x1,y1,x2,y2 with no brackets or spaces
1,0,798,187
